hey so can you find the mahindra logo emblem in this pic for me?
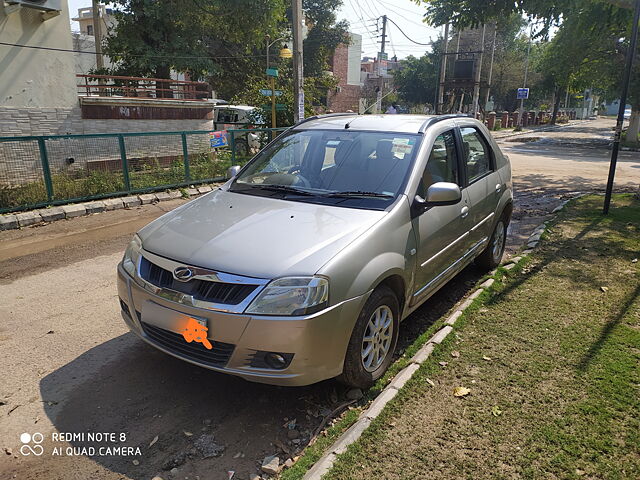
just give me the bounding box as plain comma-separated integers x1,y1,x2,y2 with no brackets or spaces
173,266,195,282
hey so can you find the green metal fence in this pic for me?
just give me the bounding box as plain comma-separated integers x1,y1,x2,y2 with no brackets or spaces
0,127,287,213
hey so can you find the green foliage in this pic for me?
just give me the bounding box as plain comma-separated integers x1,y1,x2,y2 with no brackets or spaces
393,42,441,107
0,151,237,211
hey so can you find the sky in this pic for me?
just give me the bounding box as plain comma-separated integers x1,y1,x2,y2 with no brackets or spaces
67,0,443,59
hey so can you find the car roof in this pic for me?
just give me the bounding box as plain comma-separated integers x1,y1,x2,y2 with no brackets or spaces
214,105,256,111
293,113,472,134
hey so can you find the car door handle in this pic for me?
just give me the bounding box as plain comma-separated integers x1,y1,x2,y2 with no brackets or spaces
495,184,502,194
461,206,469,218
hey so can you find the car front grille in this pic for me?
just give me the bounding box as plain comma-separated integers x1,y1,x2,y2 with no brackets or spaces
140,321,235,367
139,257,257,305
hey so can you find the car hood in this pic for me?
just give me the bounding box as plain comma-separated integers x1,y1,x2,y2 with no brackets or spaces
138,189,387,279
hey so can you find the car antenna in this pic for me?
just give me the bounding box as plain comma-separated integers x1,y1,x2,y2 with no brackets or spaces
344,115,359,129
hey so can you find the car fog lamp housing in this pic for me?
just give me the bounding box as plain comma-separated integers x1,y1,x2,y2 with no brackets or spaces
122,234,142,278
245,276,329,316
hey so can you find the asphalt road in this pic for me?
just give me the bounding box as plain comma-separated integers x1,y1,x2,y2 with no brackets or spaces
0,118,637,480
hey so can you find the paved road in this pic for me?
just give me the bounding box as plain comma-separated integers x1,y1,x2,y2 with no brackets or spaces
0,119,637,480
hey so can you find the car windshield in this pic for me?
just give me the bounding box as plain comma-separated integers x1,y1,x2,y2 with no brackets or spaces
229,129,421,209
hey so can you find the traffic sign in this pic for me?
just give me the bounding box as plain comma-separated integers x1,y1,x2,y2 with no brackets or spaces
260,89,283,97
261,104,286,111
517,88,530,100
265,68,279,77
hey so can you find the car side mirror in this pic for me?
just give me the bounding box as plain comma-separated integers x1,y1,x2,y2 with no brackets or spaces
226,165,241,179
422,182,462,206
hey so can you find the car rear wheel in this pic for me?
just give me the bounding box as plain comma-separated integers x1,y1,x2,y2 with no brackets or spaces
476,217,507,270
338,286,399,389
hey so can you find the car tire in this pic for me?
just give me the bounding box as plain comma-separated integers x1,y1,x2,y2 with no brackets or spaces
337,286,400,389
476,216,507,270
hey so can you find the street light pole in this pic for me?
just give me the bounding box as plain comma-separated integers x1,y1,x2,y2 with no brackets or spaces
292,0,304,123
603,0,640,214
518,25,533,128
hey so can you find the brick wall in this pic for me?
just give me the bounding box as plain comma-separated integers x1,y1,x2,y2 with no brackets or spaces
327,43,361,113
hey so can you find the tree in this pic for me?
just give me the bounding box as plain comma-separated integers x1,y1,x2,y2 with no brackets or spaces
393,52,439,108
103,1,285,87
419,0,639,140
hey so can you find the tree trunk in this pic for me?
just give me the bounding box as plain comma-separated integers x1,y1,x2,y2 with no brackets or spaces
154,65,173,99
626,105,640,148
550,85,561,125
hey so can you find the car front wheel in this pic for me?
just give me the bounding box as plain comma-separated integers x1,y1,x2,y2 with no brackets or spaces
338,286,400,389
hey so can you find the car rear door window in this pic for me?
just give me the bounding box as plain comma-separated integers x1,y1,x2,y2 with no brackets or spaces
460,127,492,184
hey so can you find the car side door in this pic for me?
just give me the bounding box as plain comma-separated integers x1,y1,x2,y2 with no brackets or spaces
456,124,503,250
411,129,472,304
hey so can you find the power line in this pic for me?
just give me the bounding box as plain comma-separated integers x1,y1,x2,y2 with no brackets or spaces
0,41,268,60
385,17,431,46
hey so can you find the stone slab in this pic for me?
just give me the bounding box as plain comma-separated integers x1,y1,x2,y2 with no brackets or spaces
38,207,65,222
155,192,172,202
103,198,124,210
0,215,18,230
331,418,372,455
61,204,87,218
122,196,141,208
387,363,420,390
169,190,182,199
16,211,42,227
197,186,212,194
503,263,516,270
186,188,199,196
302,453,337,480
444,310,463,326
411,342,436,364
363,387,398,420
84,201,106,214
480,278,495,289
429,325,453,345
139,193,157,204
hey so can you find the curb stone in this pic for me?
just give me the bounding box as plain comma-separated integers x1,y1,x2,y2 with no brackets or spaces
0,215,18,230
16,211,42,227
0,184,221,232
301,206,565,480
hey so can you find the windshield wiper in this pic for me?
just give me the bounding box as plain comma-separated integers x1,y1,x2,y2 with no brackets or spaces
246,184,317,196
325,190,394,198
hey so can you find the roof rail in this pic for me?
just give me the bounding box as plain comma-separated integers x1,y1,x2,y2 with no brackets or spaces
418,114,472,133
293,112,357,128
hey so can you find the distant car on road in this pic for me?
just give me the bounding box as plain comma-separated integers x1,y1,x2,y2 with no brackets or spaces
213,105,264,155
118,114,513,388
624,108,631,120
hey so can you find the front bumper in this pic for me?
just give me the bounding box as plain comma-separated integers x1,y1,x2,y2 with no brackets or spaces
117,263,368,386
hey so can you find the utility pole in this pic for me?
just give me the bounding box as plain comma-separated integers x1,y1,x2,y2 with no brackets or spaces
604,0,640,214
471,24,486,117
292,0,304,123
375,15,387,114
91,0,104,71
437,23,449,115
484,24,497,111
518,25,533,128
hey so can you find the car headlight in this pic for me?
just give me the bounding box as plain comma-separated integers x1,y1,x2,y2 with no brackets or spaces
245,276,329,316
122,234,142,278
